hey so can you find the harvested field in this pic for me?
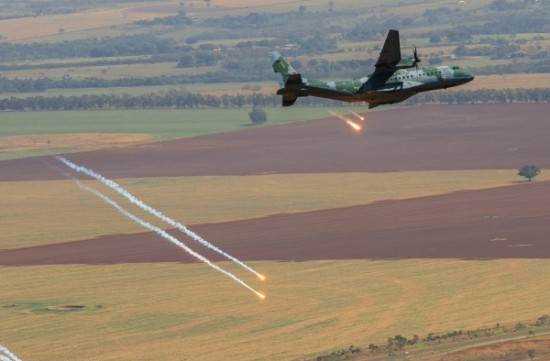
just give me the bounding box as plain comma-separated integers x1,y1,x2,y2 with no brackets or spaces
2,260,547,361
0,133,151,153
2,104,550,361
0,6,172,42
459,73,550,90
2,104,549,264
2,180,549,265
1,104,549,181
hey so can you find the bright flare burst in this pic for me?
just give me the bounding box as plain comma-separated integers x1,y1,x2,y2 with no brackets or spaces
255,291,266,300
329,111,363,132
345,119,362,131
348,110,365,121
258,274,266,281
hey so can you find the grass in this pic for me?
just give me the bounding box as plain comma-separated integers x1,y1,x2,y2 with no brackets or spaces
1,259,549,361
0,107,331,139
0,108,330,138
3,170,548,249
0,107,376,160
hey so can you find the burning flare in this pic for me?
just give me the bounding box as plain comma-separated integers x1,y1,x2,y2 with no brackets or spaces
56,157,266,299
329,111,363,132
348,110,365,121
345,119,362,131
258,274,266,281
56,156,265,281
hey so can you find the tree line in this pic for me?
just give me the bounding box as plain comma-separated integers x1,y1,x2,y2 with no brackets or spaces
3,54,548,95
314,314,550,361
2,51,548,94
0,35,175,61
0,88,547,111
0,69,270,93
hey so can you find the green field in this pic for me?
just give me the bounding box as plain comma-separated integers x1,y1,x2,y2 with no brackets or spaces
0,107,365,138
1,260,548,361
1,107,375,159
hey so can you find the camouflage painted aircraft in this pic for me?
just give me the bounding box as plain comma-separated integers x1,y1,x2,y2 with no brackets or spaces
270,29,474,108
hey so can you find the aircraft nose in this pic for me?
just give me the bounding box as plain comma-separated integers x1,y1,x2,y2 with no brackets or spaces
454,69,475,83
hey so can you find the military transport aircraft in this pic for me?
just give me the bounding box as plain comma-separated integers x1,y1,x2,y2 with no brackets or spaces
270,29,474,108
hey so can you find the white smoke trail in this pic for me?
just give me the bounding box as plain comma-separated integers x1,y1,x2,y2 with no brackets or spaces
55,156,265,281
69,178,265,299
0,344,22,361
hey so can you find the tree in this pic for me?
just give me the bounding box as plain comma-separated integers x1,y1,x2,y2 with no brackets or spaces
393,334,408,348
518,165,541,182
368,344,379,352
429,33,442,43
249,107,267,125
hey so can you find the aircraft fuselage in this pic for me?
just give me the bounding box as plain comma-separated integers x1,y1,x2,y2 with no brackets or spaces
291,65,474,107
271,29,475,107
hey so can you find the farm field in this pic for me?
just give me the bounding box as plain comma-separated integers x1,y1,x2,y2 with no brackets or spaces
3,169,547,249
0,0,423,42
1,260,549,361
1,104,550,361
458,73,550,90
0,6,172,42
0,0,548,359
3,104,549,180
0,107,365,159
1,72,546,101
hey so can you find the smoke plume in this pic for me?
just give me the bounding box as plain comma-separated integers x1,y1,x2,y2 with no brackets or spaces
56,156,265,281
0,344,22,361
62,172,265,299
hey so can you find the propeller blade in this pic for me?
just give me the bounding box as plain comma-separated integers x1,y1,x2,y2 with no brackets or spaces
413,47,421,63
413,46,421,71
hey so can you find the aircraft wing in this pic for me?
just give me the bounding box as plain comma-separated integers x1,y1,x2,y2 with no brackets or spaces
375,29,401,71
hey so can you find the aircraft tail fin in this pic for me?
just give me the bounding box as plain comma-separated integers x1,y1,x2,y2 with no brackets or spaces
270,51,299,88
270,51,304,106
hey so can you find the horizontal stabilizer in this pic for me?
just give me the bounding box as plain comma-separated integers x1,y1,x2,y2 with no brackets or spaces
282,95,298,107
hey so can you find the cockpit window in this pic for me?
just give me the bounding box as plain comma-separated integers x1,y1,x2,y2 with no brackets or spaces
452,66,460,70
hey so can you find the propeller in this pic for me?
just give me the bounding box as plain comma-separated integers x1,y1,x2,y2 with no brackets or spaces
413,47,421,71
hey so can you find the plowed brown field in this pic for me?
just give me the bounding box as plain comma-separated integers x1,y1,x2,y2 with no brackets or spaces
1,104,549,265
1,104,549,181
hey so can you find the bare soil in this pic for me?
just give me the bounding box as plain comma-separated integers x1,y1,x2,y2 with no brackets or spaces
1,104,549,265
1,104,549,181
